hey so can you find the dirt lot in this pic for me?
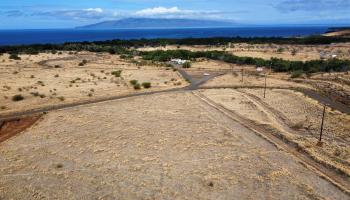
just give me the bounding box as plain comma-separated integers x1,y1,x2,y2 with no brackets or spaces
0,91,348,199
139,43,350,61
0,52,186,116
200,88,350,176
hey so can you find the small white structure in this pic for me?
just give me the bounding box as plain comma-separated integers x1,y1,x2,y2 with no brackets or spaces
171,58,188,65
256,67,264,72
331,54,338,58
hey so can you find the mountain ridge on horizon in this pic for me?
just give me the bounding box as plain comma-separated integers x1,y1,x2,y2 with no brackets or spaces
77,18,237,29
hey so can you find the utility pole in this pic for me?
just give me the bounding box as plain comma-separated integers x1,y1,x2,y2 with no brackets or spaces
318,104,327,146
264,72,267,98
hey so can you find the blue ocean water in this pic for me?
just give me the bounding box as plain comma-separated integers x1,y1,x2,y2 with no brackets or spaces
0,26,329,46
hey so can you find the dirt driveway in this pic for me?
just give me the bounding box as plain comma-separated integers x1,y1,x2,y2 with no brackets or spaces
0,92,348,199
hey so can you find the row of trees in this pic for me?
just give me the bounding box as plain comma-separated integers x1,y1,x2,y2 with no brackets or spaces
1,35,350,55
141,50,350,73
1,36,349,73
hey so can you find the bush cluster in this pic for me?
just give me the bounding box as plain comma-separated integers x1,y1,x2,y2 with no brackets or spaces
112,70,122,77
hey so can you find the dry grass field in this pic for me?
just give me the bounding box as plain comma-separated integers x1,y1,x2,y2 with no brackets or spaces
200,88,350,175
0,92,348,199
0,47,349,199
0,52,186,116
139,43,350,61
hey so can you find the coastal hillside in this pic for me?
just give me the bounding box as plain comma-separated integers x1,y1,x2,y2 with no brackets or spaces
324,27,350,37
77,18,236,29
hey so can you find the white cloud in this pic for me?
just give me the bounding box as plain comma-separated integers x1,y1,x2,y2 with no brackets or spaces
31,8,106,21
134,6,230,19
84,8,103,13
136,7,182,16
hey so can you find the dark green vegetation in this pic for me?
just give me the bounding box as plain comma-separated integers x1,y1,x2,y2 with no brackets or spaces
9,54,21,60
1,36,350,55
182,62,192,68
142,82,152,89
133,83,141,90
1,36,350,73
141,50,350,73
111,70,122,77
130,80,138,85
290,70,304,78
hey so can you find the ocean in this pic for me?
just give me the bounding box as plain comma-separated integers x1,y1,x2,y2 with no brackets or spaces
0,26,329,46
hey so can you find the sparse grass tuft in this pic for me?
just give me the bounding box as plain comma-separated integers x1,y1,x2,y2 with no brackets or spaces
111,70,122,77
12,94,24,102
142,82,151,89
130,80,138,85
290,70,304,79
55,163,63,169
58,96,65,101
133,83,141,90
291,122,304,130
9,54,21,60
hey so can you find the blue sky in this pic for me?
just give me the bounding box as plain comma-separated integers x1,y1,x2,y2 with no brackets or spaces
1,0,350,29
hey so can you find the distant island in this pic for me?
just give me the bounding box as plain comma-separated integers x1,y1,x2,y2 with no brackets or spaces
77,18,236,29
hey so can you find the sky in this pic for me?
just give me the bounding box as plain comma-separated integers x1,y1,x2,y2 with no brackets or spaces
0,0,350,29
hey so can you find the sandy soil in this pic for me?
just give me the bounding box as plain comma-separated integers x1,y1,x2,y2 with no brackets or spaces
139,43,350,61
0,52,187,116
0,92,348,199
200,88,350,176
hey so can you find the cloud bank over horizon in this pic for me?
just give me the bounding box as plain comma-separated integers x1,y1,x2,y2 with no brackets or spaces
0,0,349,29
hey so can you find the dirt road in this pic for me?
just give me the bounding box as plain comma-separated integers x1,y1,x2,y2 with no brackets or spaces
0,92,348,199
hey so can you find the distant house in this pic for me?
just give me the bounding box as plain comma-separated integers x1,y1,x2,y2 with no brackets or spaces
256,67,264,72
319,52,338,59
171,59,188,65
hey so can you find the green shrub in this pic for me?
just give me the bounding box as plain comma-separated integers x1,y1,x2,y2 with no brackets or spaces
111,70,122,77
142,82,151,89
182,62,191,68
291,70,304,78
12,94,24,101
130,80,138,85
133,83,141,90
9,54,21,60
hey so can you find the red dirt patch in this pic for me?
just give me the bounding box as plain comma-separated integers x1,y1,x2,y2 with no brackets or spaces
0,115,42,144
